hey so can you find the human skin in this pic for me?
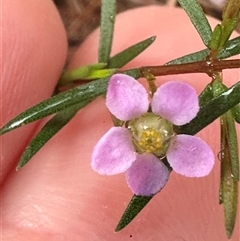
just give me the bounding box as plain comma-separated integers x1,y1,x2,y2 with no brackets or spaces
1,0,68,184
1,2,239,241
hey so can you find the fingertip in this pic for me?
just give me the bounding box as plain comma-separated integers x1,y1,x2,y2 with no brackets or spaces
1,0,68,183
2,5,239,241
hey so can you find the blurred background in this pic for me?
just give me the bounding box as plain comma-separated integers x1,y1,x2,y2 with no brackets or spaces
53,0,239,58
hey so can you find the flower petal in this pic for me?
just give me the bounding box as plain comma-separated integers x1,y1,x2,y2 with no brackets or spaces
125,153,170,195
152,81,199,125
91,127,136,175
167,135,215,177
106,74,149,121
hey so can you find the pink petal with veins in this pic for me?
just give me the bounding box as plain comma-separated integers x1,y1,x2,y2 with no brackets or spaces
126,153,170,195
152,81,199,125
167,134,214,177
91,127,136,175
106,74,149,121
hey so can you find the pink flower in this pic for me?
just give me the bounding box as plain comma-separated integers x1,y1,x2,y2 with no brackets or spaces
91,74,215,196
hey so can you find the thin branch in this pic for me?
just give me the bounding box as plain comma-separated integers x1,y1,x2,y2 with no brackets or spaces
140,59,240,77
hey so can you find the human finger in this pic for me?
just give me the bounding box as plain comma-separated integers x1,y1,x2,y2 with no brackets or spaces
2,6,239,241
1,0,67,184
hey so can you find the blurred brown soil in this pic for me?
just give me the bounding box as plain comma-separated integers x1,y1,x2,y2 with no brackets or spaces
53,0,238,60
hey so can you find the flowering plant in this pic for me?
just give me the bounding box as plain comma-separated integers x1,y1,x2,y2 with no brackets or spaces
91,74,215,195
1,0,240,239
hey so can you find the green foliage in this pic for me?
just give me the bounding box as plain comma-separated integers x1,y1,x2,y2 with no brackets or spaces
98,0,116,63
218,36,240,59
108,36,156,68
60,63,116,84
222,0,240,21
116,82,240,231
232,104,240,123
60,36,156,85
209,24,222,51
178,81,240,135
177,0,212,46
16,102,88,170
220,111,239,238
0,77,109,135
223,112,239,181
198,83,213,106
167,36,240,65
115,195,153,232
0,67,142,137
1,0,240,237
221,0,240,49
9,69,141,169
208,0,240,55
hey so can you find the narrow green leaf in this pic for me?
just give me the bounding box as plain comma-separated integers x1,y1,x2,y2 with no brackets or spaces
232,104,240,123
209,0,240,53
16,102,89,170
212,78,228,97
166,36,240,65
219,17,239,49
222,0,240,23
61,35,152,83
177,0,212,46
199,83,213,107
14,66,141,169
218,36,240,59
123,68,142,80
220,0,240,50
60,63,107,84
98,0,116,63
166,49,209,65
220,112,239,238
211,78,239,176
0,77,109,135
224,111,240,180
108,36,156,68
0,69,141,136
79,68,117,80
209,24,222,51
219,179,223,205
115,195,153,232
178,81,240,135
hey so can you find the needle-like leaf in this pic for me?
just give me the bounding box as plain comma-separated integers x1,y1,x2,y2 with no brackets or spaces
108,36,156,68
16,102,90,170
166,36,240,65
115,195,153,232
98,0,116,63
0,77,109,135
220,111,239,238
178,81,240,135
177,0,212,46
232,104,240,123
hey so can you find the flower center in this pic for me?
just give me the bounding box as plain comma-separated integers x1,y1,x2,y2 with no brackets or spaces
128,113,175,157
138,128,162,153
